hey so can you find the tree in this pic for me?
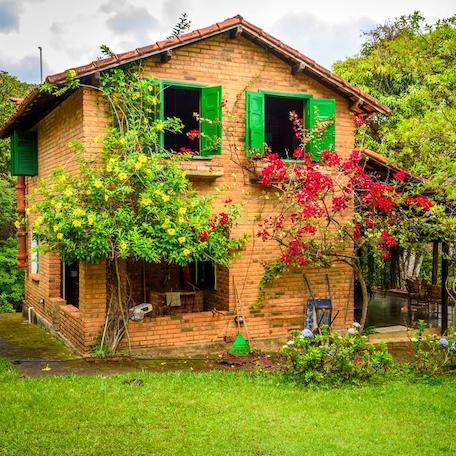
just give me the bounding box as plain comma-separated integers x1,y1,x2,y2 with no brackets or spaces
0,72,31,312
0,71,32,177
333,13,456,201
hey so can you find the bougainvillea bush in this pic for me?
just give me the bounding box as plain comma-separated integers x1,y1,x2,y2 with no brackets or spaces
411,320,456,374
281,324,393,384
255,111,453,324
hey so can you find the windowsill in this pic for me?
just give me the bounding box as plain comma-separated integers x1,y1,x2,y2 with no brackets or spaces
180,159,224,181
30,273,40,283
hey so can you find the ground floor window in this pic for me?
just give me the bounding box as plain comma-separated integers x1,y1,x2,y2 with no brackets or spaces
61,262,79,308
30,234,39,274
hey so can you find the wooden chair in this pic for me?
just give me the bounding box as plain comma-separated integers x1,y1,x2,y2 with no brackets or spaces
405,278,430,315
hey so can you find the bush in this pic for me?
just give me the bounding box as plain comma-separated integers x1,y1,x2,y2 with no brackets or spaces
411,320,456,374
281,324,393,384
0,237,24,312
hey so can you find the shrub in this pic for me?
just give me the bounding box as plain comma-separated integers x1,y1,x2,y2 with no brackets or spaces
0,237,24,312
281,323,393,384
411,320,456,374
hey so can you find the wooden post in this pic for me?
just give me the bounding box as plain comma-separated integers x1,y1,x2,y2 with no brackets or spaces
441,242,449,335
431,241,439,285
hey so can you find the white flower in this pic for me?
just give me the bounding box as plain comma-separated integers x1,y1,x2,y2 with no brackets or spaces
287,340,294,345
352,322,361,329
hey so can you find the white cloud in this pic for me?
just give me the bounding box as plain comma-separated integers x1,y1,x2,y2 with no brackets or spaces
269,12,376,69
0,0,454,83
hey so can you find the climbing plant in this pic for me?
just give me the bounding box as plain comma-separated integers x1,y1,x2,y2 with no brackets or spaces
26,66,246,352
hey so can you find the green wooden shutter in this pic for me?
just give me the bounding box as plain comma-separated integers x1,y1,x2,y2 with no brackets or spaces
307,98,336,160
245,91,265,157
200,85,222,156
10,130,38,176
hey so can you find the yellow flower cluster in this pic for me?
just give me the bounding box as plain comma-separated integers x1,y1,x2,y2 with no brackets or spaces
72,220,82,228
140,196,152,206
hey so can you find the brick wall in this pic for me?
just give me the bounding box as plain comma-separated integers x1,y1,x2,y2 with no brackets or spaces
24,33,356,354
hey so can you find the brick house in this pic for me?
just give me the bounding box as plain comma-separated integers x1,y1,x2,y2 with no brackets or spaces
1,16,389,355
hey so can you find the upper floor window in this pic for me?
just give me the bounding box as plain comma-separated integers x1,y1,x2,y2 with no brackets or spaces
158,81,222,157
245,90,335,161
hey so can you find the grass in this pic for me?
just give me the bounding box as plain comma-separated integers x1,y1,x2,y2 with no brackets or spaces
0,361,455,455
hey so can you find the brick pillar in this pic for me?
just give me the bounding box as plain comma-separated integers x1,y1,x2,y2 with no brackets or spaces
79,261,107,350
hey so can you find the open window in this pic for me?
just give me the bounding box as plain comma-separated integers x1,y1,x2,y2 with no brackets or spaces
246,91,335,160
160,81,222,156
264,95,303,158
61,261,79,308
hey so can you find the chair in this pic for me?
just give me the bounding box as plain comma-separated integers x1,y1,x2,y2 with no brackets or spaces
405,278,430,315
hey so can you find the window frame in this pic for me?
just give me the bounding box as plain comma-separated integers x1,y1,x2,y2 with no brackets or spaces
246,90,314,158
159,79,207,155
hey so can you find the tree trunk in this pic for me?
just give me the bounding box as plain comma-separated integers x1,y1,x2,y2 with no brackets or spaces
356,263,369,329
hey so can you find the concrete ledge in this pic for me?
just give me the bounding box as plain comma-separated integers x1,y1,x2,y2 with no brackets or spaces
127,335,289,357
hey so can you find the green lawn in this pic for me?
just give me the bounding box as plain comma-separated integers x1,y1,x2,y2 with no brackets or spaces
1,361,454,456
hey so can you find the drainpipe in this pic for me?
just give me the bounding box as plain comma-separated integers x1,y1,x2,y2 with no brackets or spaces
16,176,27,269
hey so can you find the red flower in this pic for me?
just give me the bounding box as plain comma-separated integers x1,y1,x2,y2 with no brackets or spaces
332,196,348,212
178,147,193,154
393,170,407,182
186,129,200,141
292,147,304,159
219,212,230,225
382,251,390,260
199,230,209,242
406,196,434,212
353,223,362,239
380,230,397,248
353,114,367,127
321,150,341,167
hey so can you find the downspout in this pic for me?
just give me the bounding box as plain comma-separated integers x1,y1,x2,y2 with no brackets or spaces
16,176,27,269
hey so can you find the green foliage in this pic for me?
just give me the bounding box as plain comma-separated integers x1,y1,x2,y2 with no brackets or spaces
167,12,191,39
281,324,393,385
0,177,15,240
1,367,456,455
30,149,243,266
411,320,456,373
0,237,24,312
0,71,32,177
333,13,456,198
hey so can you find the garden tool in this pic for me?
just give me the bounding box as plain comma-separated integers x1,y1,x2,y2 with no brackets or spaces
229,278,251,356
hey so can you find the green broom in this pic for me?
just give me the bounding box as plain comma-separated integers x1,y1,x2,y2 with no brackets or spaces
229,279,251,356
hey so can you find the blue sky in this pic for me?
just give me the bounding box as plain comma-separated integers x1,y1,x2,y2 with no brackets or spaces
0,0,454,83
